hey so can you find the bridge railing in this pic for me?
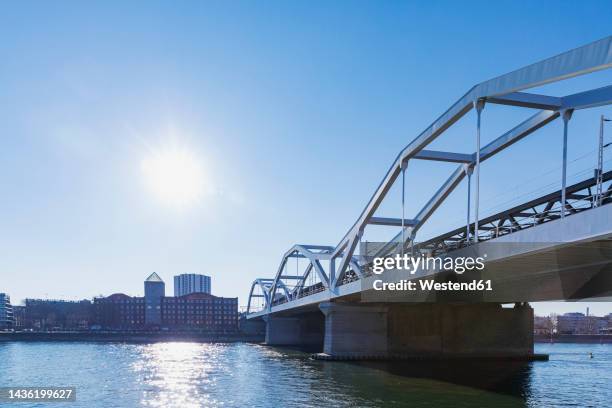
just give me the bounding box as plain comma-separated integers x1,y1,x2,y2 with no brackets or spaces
415,171,612,257
269,282,326,307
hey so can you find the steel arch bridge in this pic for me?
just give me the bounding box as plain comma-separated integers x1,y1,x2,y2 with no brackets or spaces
247,36,612,315
246,245,364,313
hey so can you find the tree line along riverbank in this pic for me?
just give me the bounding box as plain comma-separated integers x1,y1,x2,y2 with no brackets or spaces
535,334,612,343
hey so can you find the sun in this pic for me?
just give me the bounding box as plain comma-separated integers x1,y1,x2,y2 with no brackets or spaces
140,146,206,209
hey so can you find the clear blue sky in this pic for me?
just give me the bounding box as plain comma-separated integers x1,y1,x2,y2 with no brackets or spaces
1,1,611,316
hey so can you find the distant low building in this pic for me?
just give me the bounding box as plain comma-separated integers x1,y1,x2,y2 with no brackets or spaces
12,305,25,330
94,273,165,329
557,312,585,334
0,293,13,330
557,312,608,334
602,313,612,334
174,274,211,296
162,292,238,332
24,299,92,330
93,293,145,329
93,274,238,332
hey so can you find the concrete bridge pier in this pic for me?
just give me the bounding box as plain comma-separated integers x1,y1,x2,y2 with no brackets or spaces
264,312,324,347
319,302,390,357
317,302,534,359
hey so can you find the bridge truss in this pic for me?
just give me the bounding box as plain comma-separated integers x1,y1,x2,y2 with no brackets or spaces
247,36,612,315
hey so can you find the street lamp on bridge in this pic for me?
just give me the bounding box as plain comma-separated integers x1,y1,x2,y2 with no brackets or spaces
595,114,612,207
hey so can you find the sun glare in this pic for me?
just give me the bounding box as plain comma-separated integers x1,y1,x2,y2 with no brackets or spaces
141,147,206,209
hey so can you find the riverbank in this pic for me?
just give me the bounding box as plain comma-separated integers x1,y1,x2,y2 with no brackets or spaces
5,331,611,345
0,331,264,343
535,334,612,343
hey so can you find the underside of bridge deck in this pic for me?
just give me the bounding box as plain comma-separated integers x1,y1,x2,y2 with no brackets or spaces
263,302,534,359
264,312,325,347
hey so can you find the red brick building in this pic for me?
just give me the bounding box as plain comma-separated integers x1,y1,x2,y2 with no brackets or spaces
162,293,238,331
93,292,238,332
24,298,93,330
94,293,145,329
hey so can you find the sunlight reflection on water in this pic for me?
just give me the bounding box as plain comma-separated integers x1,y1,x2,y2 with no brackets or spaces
133,343,225,407
1,342,610,407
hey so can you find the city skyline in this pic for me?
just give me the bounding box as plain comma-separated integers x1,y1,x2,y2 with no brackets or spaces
4,271,212,301
1,2,612,316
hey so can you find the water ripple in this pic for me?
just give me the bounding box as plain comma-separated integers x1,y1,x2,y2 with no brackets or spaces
0,342,610,407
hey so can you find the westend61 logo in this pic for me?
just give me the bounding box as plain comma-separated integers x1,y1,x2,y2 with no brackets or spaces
372,254,486,275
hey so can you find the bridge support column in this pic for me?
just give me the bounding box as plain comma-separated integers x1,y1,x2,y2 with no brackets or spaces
239,317,266,337
319,302,389,358
264,312,324,347
317,302,534,359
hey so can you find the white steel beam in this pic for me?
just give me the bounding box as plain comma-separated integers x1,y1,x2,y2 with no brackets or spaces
414,150,474,163
368,217,418,227
486,92,562,110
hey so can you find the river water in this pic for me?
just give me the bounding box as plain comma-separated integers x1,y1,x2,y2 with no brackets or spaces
0,342,610,407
